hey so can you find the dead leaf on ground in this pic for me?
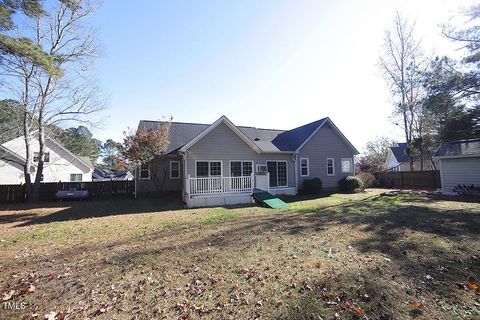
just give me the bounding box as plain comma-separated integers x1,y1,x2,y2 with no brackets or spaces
2,290,14,301
22,284,36,294
409,302,423,309
352,306,364,316
467,277,479,290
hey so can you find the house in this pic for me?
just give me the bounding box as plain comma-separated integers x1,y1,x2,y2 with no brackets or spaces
92,169,134,181
136,115,359,207
0,132,94,184
434,138,480,195
385,143,436,171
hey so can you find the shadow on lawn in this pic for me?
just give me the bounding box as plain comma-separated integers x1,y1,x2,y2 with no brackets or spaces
5,193,478,319
106,195,479,318
0,196,186,226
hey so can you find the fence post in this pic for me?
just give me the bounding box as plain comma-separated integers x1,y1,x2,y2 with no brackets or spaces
400,171,404,189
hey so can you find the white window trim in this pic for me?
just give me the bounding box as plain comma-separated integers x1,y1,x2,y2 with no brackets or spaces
195,160,223,177
139,163,150,180
229,160,254,177
341,158,353,173
326,158,335,176
266,160,288,188
169,161,181,179
300,158,309,177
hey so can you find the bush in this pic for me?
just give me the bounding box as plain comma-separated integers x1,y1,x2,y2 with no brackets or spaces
356,172,375,188
453,184,480,196
302,178,323,194
338,176,364,192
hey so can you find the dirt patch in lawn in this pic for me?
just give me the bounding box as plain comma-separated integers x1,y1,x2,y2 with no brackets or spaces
0,190,479,319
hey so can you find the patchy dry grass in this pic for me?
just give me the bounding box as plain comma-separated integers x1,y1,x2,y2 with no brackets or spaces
0,190,479,319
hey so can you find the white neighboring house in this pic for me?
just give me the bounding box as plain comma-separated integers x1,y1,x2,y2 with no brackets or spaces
0,132,94,184
434,138,480,195
385,143,437,172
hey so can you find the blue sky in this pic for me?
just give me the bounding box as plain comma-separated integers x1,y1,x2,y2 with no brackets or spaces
91,0,475,151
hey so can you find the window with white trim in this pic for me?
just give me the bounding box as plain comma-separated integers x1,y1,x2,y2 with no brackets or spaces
326,158,335,176
230,161,253,177
341,158,353,173
300,158,309,177
267,161,287,187
140,163,150,179
170,161,180,179
70,173,82,182
196,161,222,177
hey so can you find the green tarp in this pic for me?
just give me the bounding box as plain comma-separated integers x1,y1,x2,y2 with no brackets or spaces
253,191,288,209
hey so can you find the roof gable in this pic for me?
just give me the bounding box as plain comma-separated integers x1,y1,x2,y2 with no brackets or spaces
179,116,262,153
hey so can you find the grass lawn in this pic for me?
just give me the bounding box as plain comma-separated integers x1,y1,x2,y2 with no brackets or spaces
0,190,479,319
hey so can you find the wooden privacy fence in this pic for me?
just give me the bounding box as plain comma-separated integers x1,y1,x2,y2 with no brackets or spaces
0,180,135,203
377,170,441,190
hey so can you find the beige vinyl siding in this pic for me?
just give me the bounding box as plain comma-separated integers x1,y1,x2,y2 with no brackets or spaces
297,123,355,189
440,157,480,194
186,122,295,188
137,155,183,194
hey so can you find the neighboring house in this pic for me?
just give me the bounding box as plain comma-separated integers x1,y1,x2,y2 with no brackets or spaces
93,169,134,181
385,143,436,171
136,115,359,207
0,132,94,184
434,138,480,195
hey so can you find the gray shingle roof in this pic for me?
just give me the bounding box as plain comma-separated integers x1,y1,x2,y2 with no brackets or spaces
138,117,338,154
389,143,409,162
434,138,480,158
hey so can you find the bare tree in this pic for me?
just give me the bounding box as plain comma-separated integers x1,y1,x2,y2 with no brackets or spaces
379,12,427,171
0,0,104,201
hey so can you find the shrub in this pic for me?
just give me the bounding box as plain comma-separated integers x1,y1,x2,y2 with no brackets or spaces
338,176,364,192
302,178,323,194
453,184,480,196
357,172,375,188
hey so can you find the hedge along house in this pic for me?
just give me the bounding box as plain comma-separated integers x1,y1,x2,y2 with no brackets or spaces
136,116,359,207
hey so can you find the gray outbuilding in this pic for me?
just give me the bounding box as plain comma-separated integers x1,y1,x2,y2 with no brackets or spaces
434,139,480,195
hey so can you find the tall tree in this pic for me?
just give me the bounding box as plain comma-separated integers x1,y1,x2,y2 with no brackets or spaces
379,12,427,170
59,126,101,164
100,139,124,170
0,0,104,201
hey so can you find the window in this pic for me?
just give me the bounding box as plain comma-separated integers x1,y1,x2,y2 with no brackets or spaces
70,173,82,182
230,161,253,177
170,161,180,179
267,161,288,187
196,161,222,177
256,164,267,175
140,163,150,179
300,158,309,177
341,158,353,173
33,152,50,162
326,158,335,176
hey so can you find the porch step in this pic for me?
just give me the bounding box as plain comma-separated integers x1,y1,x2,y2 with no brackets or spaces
252,191,288,209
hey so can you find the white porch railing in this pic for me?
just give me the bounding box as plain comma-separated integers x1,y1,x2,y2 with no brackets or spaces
187,174,254,196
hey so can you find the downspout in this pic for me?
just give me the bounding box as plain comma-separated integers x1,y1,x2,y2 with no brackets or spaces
292,152,298,194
